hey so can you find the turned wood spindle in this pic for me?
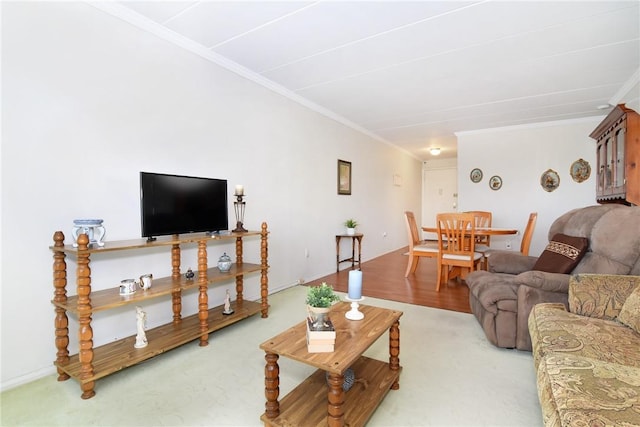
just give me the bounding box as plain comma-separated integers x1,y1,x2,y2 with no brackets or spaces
53,231,70,381
261,222,269,318
76,233,96,399
197,240,209,346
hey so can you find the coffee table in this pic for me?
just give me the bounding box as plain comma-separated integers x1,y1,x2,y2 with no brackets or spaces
259,302,402,427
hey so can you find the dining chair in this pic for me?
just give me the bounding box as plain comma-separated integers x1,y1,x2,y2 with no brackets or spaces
518,212,538,256
436,212,483,291
404,211,439,277
483,212,538,267
465,211,492,268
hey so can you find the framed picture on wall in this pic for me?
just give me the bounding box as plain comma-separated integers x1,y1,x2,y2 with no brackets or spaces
338,159,352,195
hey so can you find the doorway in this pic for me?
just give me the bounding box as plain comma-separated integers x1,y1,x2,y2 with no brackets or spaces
422,162,458,240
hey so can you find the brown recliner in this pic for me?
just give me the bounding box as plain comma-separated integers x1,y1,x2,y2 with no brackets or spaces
465,204,640,351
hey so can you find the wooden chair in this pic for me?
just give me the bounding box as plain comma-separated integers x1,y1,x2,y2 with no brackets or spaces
436,212,483,291
519,212,538,256
483,212,538,267
465,211,492,268
404,211,439,277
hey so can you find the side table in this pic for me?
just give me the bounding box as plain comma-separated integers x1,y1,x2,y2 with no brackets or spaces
335,233,363,272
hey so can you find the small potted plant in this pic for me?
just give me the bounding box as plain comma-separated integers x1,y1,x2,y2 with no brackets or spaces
306,283,340,329
344,219,358,235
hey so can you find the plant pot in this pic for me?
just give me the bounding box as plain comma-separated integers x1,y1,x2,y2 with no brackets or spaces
307,305,332,330
346,227,356,235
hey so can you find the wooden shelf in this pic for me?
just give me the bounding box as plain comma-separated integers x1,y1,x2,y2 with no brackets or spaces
56,300,263,383
52,263,265,314
260,356,401,427
51,223,269,399
49,230,263,254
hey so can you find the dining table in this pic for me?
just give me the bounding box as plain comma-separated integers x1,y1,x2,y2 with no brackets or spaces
421,226,519,275
421,226,518,236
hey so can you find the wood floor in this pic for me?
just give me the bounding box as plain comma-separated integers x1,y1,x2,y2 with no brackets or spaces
306,247,471,314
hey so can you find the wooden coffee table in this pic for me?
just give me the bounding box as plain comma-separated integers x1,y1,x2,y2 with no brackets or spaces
259,302,402,427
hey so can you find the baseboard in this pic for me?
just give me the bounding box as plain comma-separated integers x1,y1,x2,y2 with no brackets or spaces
1,365,56,393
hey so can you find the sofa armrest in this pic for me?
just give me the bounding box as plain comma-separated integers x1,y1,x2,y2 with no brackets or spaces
516,286,568,351
488,252,538,274
514,270,571,293
568,274,640,320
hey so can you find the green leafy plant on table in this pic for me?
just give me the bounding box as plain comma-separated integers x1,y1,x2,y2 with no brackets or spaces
306,283,341,308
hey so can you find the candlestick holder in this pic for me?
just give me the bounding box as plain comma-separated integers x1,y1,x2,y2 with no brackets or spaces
345,296,364,320
233,194,247,233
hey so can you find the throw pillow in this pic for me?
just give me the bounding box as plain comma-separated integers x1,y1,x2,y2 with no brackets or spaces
618,285,640,334
532,233,589,274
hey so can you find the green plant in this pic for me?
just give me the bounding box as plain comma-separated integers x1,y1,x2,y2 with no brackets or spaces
305,283,340,308
344,219,358,228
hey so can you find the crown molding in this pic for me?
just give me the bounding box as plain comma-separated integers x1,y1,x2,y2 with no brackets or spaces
609,67,640,106
454,116,605,137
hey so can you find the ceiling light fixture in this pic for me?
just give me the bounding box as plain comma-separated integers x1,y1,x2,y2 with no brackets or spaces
430,148,441,156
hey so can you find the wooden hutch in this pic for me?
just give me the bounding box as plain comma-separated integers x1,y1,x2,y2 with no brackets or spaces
51,224,269,399
589,104,640,205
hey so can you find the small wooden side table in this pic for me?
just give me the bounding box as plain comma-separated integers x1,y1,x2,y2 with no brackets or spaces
335,233,363,272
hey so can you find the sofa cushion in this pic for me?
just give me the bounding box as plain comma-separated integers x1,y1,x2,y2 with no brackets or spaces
618,285,640,334
529,303,640,369
532,233,589,273
569,274,639,320
537,354,640,427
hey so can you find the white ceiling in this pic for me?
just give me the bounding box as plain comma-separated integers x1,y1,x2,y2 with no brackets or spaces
111,1,640,160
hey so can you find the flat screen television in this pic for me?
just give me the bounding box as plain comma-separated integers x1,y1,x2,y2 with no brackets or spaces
140,172,228,240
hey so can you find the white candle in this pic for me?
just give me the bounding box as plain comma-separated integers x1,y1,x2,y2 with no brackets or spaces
348,270,362,300
234,185,244,196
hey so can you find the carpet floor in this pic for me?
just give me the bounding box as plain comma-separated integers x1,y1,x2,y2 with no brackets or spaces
0,286,542,426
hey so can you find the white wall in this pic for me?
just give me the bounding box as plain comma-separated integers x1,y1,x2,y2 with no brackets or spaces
457,118,602,256
0,2,422,389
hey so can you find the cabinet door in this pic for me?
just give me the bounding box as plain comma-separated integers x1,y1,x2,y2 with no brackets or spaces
615,125,626,191
597,140,606,196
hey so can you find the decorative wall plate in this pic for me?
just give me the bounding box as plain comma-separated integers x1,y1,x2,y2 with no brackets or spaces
470,168,483,183
541,169,560,192
570,158,591,183
489,175,502,190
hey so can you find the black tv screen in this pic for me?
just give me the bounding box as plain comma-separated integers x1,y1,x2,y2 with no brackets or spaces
140,172,228,239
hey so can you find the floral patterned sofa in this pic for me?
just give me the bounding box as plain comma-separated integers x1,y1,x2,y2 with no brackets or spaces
528,274,640,426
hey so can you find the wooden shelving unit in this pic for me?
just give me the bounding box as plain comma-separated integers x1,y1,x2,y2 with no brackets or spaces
50,224,269,399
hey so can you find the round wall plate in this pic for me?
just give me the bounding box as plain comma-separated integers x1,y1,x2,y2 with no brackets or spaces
489,175,502,190
541,169,560,192
470,168,483,183
570,158,591,183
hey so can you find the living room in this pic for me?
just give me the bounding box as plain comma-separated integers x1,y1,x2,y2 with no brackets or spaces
2,2,639,425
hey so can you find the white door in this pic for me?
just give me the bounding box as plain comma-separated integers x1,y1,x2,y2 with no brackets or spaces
422,167,458,240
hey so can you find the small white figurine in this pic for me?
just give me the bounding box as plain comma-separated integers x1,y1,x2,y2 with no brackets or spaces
134,306,148,348
223,289,234,315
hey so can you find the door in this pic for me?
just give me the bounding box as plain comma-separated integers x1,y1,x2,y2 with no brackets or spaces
422,166,458,240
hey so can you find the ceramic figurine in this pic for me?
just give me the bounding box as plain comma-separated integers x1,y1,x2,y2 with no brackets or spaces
134,306,148,349
185,268,195,280
223,289,234,315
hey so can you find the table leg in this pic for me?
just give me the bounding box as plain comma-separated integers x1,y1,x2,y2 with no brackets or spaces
335,236,341,272
356,236,362,268
389,319,400,390
327,372,345,427
264,352,280,419
350,237,355,269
